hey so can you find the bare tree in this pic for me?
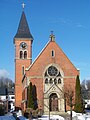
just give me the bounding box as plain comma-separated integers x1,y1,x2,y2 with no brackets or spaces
64,85,75,120
86,80,90,90
81,79,90,99
0,77,14,88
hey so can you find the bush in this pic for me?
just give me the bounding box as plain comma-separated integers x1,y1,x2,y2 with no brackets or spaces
32,110,38,118
87,104,90,110
25,108,33,113
24,108,43,118
24,112,30,119
13,112,17,119
0,104,5,116
74,75,84,113
38,109,43,117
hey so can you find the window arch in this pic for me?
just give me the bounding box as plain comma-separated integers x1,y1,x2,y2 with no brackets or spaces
51,50,55,57
50,78,53,84
54,78,57,84
58,78,61,84
44,65,63,87
24,51,27,59
45,78,48,84
22,66,25,75
20,51,23,59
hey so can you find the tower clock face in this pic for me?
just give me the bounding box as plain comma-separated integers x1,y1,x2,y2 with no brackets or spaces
48,66,58,76
20,42,27,49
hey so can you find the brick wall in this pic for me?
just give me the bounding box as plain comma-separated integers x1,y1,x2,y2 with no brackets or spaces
15,39,32,108
25,40,79,110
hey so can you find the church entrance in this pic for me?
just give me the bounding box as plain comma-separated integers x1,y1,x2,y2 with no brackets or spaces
49,93,58,111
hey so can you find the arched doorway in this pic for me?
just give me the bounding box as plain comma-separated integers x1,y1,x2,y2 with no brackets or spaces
49,93,58,111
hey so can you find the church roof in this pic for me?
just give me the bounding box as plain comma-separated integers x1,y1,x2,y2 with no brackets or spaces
14,11,33,40
26,34,78,72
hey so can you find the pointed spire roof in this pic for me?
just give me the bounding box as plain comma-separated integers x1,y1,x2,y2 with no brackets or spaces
14,11,33,40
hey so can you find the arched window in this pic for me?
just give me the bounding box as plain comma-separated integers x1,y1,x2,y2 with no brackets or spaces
58,78,61,84
45,71,48,77
51,50,55,57
45,78,48,84
20,51,23,59
22,66,25,75
24,51,27,59
44,66,63,86
54,78,57,84
57,72,61,77
50,78,53,84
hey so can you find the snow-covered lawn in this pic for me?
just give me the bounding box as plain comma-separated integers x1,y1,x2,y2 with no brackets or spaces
37,115,64,120
0,111,90,120
67,111,90,120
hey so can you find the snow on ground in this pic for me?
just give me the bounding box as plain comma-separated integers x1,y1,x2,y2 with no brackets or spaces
67,111,77,117
77,115,90,120
1,111,90,120
67,111,90,120
0,114,65,120
37,115,65,120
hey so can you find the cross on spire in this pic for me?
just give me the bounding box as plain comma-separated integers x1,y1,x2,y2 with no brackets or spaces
50,31,55,41
22,3,25,9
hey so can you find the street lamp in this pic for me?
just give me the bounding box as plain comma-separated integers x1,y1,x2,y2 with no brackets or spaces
49,97,50,120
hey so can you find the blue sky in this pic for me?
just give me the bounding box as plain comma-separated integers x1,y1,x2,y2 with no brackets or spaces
0,0,90,82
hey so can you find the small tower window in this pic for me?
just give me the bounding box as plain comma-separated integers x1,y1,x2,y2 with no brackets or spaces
20,51,23,59
22,66,25,75
24,51,27,59
51,50,55,57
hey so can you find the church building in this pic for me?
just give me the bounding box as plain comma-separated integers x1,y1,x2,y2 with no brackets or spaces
14,10,79,114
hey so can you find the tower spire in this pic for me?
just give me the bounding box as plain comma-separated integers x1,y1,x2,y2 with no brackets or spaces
14,11,33,41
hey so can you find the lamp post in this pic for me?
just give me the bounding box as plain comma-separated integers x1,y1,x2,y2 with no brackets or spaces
49,97,50,120
44,97,50,119
64,93,67,112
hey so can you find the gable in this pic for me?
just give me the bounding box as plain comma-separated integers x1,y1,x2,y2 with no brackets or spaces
26,40,79,77
44,84,63,98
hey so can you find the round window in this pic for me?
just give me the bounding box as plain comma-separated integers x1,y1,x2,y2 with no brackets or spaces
48,66,58,76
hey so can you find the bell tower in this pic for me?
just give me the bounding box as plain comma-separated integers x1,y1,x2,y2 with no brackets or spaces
14,10,33,108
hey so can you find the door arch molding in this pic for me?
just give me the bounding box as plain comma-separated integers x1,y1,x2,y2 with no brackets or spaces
49,93,58,111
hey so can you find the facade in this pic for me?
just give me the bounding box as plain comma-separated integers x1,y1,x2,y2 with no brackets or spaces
14,11,79,114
